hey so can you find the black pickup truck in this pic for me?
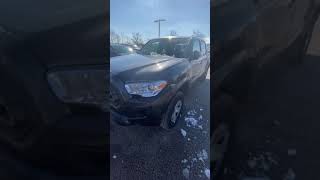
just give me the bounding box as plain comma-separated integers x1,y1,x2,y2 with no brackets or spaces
212,0,320,177
110,36,210,129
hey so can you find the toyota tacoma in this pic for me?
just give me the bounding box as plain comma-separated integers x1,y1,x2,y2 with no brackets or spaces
110,36,210,129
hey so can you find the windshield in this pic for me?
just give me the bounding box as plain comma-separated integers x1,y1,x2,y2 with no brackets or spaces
139,38,190,57
110,44,134,57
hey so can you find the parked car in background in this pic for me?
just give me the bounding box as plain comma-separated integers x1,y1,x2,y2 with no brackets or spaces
111,43,136,57
110,36,210,129
212,0,320,177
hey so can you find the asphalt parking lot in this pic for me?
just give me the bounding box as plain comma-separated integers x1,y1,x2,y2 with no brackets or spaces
221,18,320,180
110,70,210,180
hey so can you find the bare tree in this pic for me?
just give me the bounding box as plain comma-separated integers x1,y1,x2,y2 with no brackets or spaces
131,32,144,47
110,30,121,44
170,30,178,36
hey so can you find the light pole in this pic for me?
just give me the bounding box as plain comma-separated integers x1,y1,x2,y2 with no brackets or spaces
154,19,166,38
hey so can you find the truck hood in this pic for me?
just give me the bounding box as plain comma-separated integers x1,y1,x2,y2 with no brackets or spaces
110,54,187,81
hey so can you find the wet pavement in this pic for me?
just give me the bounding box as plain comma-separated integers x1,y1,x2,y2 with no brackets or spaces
110,70,210,180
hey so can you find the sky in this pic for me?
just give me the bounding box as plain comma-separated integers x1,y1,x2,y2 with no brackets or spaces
110,0,210,43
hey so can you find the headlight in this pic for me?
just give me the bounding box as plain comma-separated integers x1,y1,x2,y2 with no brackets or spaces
125,80,167,97
47,69,108,111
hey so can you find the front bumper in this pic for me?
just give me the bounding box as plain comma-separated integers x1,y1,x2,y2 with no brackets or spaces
110,85,176,126
111,109,147,125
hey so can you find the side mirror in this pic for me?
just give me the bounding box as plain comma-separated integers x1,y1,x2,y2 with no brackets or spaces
192,51,200,60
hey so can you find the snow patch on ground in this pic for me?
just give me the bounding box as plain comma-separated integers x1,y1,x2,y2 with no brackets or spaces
181,159,188,163
184,109,204,129
187,109,197,116
181,106,209,178
181,150,209,178
180,129,187,137
197,149,208,162
185,117,199,127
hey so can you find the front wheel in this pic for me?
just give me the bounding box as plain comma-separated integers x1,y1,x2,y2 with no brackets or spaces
160,91,184,130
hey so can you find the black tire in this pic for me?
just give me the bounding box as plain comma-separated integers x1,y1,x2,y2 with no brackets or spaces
160,91,184,130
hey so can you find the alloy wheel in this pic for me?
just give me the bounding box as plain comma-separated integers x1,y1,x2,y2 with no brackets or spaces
170,100,182,124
